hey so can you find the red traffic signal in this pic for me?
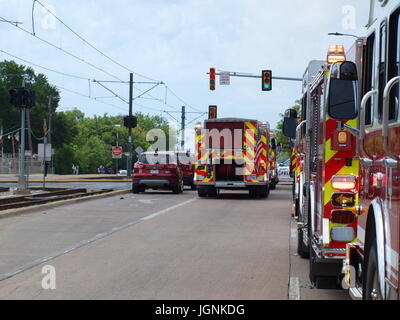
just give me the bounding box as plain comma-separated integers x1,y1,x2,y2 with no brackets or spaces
210,68,216,91
262,70,272,91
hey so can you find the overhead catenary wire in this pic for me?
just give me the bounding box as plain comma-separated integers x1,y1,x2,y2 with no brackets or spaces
30,3,199,112
33,0,158,82
0,49,93,81
0,15,124,82
2,7,205,116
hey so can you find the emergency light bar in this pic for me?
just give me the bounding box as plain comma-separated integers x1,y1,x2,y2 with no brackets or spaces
327,45,346,64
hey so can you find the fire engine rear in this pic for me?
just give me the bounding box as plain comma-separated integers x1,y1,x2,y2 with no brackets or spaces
194,118,271,198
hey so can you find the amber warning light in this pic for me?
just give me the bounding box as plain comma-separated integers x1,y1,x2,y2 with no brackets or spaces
327,45,346,64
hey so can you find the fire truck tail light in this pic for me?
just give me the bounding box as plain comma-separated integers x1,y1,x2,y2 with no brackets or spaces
330,210,356,224
331,175,356,190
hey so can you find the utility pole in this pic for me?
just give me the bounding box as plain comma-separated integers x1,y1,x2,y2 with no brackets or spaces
0,127,3,159
181,106,185,150
18,77,27,193
128,73,133,177
48,96,53,174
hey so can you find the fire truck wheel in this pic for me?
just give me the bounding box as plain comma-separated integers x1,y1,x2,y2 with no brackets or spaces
190,183,197,191
208,187,218,197
249,187,257,198
197,187,208,198
364,241,382,300
259,186,269,199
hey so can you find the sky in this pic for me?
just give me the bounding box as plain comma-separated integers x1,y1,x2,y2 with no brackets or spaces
0,0,370,130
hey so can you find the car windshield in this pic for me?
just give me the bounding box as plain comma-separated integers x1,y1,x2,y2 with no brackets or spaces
176,153,194,165
138,154,176,165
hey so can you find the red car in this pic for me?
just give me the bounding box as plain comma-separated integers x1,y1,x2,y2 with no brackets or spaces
132,151,184,194
176,151,196,190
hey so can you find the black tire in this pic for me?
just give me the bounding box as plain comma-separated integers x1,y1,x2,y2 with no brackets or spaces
260,186,269,199
132,185,140,194
364,241,382,300
208,186,217,198
190,183,197,191
198,187,208,198
172,184,180,194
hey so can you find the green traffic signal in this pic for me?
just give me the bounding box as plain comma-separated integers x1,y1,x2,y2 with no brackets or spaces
262,70,272,91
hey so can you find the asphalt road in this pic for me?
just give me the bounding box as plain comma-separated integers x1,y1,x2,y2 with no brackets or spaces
0,182,349,300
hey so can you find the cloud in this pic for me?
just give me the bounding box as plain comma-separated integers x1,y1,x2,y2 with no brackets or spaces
0,0,369,128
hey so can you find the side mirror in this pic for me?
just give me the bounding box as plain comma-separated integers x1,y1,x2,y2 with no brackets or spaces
271,138,277,150
328,61,358,120
276,143,282,153
283,108,297,139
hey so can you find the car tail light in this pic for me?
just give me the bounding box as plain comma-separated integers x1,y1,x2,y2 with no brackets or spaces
331,175,356,191
134,162,144,169
330,210,356,225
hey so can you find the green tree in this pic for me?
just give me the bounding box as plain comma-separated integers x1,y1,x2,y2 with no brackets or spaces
276,100,301,162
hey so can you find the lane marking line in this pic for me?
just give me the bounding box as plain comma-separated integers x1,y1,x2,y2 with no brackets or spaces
0,197,197,282
289,277,300,300
141,198,196,221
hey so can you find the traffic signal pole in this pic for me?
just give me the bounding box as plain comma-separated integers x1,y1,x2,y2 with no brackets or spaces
128,73,133,177
208,71,302,82
181,106,185,150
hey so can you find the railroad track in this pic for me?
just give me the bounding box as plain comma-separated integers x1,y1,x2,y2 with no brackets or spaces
0,188,113,211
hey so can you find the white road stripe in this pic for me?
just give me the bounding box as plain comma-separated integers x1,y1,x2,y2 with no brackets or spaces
141,198,196,221
289,277,300,300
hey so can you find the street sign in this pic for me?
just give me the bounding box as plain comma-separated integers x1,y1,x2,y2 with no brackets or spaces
219,72,230,85
112,146,123,159
38,144,52,161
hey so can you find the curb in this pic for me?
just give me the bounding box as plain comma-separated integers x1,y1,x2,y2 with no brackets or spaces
0,188,131,220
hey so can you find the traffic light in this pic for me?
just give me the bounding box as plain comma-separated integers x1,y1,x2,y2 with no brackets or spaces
209,105,217,119
262,70,272,91
22,89,36,108
124,115,138,129
9,88,22,107
9,88,36,108
209,68,216,91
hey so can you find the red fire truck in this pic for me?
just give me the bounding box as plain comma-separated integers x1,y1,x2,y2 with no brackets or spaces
284,47,361,288
340,0,400,300
194,118,272,198
268,132,279,190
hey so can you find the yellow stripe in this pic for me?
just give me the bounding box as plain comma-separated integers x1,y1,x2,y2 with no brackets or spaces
245,122,256,132
325,138,338,163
